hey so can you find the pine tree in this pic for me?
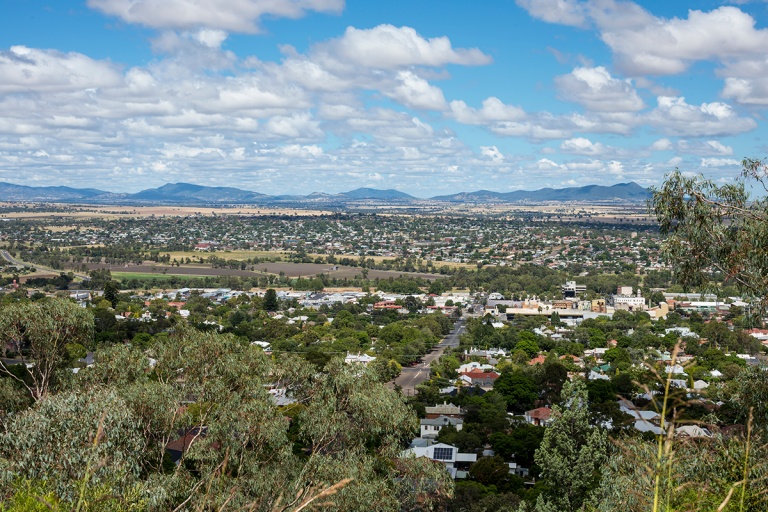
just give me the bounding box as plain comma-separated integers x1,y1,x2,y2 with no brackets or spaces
263,288,279,311
534,378,607,512
103,280,119,308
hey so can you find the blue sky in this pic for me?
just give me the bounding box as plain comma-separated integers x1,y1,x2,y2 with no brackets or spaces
2,0,768,197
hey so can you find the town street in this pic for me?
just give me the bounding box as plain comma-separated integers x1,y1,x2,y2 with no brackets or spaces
390,319,465,396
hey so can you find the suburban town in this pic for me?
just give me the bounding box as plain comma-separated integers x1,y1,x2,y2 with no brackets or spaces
1,197,767,510
4,0,768,509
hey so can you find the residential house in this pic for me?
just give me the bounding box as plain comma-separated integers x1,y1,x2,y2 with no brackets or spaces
525,407,553,426
345,352,376,365
559,354,583,366
425,401,464,419
457,361,494,374
459,368,500,387
401,440,477,479
693,380,709,390
676,425,711,438
420,415,463,438
620,404,663,435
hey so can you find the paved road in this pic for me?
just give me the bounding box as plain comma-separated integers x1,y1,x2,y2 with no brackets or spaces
0,250,90,281
391,319,465,396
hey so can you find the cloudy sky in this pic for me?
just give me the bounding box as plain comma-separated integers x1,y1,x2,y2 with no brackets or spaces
2,0,768,196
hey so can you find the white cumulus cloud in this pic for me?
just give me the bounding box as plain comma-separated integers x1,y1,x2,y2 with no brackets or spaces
449,97,526,124
701,158,741,167
554,66,646,112
383,71,448,111
311,24,492,71
86,0,345,33
642,96,757,137
0,46,123,94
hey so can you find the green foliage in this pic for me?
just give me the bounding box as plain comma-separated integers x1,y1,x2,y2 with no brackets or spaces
603,347,631,366
448,482,520,512
303,349,332,371
515,336,539,358
586,379,616,404
717,365,768,425
489,424,545,468
262,288,279,311
131,332,153,350
649,162,768,318
103,280,119,308
64,343,87,366
0,322,451,511
0,389,145,502
534,379,607,512
435,426,482,453
0,299,94,400
494,372,538,412
539,363,568,403
469,456,521,492
595,434,768,511
369,357,402,383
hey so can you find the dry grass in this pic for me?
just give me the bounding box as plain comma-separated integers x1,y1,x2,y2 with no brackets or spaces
0,204,336,220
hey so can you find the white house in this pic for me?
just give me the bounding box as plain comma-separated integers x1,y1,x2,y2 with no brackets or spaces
458,361,494,374
345,352,376,365
420,416,463,438
676,425,711,438
693,380,709,390
666,364,687,375
401,441,477,479
665,327,699,338
620,405,663,435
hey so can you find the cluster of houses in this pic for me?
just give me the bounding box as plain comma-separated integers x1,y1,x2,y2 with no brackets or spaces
484,284,671,322
404,401,530,480
3,213,668,274
60,286,472,323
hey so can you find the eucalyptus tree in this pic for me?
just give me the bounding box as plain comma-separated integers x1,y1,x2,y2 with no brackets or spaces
0,322,451,511
649,160,768,319
0,299,93,401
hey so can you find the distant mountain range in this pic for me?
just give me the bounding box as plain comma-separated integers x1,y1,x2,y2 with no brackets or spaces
0,181,650,204
431,182,650,203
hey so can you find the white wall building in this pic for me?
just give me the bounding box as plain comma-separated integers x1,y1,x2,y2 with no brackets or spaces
401,442,477,479
420,416,463,438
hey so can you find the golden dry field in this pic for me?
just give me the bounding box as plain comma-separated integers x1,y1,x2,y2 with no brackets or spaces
0,203,335,220
0,201,654,225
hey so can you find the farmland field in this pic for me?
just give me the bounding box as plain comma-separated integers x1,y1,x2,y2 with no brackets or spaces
0,204,335,220
83,262,441,281
166,250,475,270
85,263,264,278
110,272,202,281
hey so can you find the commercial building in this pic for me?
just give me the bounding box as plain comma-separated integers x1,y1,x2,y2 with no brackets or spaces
561,281,586,298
